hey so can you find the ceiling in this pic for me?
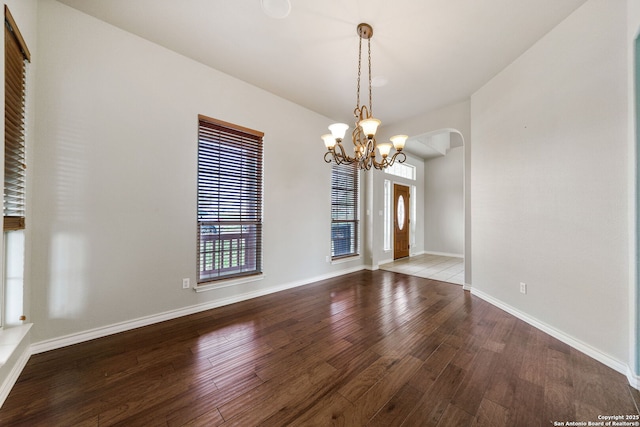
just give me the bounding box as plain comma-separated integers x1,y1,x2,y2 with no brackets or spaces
56,0,587,154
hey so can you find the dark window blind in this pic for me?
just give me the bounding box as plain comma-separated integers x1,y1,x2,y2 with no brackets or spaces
4,6,30,232
331,162,359,259
197,115,263,283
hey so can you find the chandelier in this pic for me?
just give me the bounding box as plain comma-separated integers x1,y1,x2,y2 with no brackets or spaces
322,23,407,170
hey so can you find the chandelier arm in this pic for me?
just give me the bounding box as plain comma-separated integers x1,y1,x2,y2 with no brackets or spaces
367,137,375,157
351,126,361,147
334,142,356,164
324,151,335,163
358,105,370,121
354,128,372,162
352,127,364,148
387,151,407,167
362,156,372,170
371,152,384,169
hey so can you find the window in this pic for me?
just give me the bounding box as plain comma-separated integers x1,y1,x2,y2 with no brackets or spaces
4,6,30,232
411,185,417,247
331,162,359,259
384,162,416,181
383,179,391,251
3,6,30,328
197,115,263,283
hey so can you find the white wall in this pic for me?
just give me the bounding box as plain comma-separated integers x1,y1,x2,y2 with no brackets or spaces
471,0,629,366
424,146,464,257
31,0,364,344
381,101,471,144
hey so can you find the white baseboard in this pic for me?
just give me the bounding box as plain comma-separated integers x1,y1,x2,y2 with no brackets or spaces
378,258,393,266
627,367,640,390
462,283,472,291
31,265,366,354
424,251,464,258
379,251,427,267
0,343,31,408
471,287,628,377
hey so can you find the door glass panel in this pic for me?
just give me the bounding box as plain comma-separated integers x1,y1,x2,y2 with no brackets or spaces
397,195,405,230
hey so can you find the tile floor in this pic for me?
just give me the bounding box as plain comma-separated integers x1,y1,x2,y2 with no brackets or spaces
379,253,465,285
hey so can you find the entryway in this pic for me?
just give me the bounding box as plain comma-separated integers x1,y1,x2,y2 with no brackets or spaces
379,253,464,285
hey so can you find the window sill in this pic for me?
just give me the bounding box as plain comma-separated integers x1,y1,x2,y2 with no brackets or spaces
0,323,31,366
193,274,265,293
331,255,361,265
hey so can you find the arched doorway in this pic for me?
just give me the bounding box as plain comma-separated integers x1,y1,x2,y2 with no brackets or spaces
379,128,467,286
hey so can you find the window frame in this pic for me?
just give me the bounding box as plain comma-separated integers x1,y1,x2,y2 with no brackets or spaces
196,115,264,284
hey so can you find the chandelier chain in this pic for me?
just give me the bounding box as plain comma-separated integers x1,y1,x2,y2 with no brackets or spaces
368,38,372,114
356,34,362,112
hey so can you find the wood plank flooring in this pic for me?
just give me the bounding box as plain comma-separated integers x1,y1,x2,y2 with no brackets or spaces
0,270,637,426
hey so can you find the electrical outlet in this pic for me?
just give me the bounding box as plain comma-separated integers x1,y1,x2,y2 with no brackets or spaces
520,282,527,294
326,256,330,262
182,278,190,289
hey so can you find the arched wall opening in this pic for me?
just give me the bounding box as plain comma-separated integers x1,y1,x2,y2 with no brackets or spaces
370,127,467,287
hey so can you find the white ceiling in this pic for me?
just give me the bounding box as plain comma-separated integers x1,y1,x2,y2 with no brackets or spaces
56,0,587,132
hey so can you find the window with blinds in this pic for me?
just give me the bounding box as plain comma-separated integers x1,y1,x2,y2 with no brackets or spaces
4,6,30,232
197,115,263,283
331,162,359,259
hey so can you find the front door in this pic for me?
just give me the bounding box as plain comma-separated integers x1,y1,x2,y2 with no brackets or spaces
394,184,410,260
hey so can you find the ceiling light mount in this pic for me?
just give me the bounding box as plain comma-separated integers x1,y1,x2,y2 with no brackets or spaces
357,23,373,40
322,23,407,171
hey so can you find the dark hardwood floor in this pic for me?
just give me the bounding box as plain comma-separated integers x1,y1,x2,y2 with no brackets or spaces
0,270,637,426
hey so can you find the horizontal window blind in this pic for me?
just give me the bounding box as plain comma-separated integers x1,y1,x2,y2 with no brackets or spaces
331,162,359,259
197,115,263,282
4,6,30,232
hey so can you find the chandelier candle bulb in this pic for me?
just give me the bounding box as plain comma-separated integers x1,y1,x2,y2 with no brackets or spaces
322,134,336,149
377,143,392,158
328,123,349,141
359,117,381,138
390,135,408,151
